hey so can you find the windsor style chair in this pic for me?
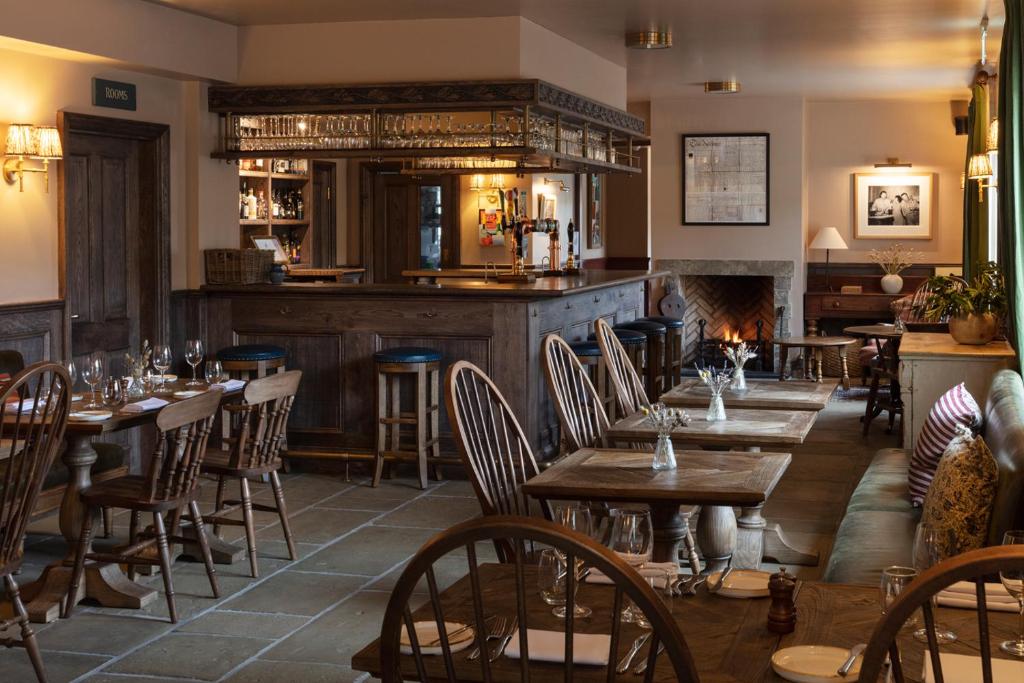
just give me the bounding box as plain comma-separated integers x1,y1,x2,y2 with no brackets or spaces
379,516,701,683
595,318,651,418
858,544,1024,683
541,334,611,454
1,362,73,682
200,370,301,578
63,389,223,623
445,361,552,562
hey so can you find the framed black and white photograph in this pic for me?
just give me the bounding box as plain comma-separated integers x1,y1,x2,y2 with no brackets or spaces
853,172,935,239
682,133,769,225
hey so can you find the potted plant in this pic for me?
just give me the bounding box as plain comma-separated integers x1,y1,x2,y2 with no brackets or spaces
869,244,917,294
919,262,1006,345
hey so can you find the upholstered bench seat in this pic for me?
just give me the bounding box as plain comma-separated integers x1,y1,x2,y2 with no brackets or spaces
217,344,287,362
373,347,442,364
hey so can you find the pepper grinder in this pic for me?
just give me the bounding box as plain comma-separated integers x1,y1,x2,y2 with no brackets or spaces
767,567,797,634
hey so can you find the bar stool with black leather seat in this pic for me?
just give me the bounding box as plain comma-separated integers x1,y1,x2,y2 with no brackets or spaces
200,370,301,579
637,315,684,391
614,319,668,401
215,344,287,380
568,339,614,422
373,346,444,490
587,327,645,380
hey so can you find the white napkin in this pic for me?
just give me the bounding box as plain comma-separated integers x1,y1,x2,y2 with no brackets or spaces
504,629,610,665
122,397,169,413
586,561,679,590
936,581,1019,612
211,379,246,391
924,652,1024,682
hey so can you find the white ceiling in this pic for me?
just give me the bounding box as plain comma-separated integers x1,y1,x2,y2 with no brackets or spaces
147,0,1002,100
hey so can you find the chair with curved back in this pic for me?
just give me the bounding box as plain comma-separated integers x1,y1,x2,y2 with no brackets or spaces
379,515,701,683
595,318,651,418
200,370,302,578
542,334,611,454
1,362,73,682
445,361,551,561
858,544,1024,683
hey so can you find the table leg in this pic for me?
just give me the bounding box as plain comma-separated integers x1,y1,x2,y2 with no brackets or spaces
648,504,688,565
778,346,788,382
839,350,851,390
814,349,824,383
693,506,736,574
20,433,157,623
803,351,812,380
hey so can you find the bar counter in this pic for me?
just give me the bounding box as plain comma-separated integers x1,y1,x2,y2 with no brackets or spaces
173,270,665,460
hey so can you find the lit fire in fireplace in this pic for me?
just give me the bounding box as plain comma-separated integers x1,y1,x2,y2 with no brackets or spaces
721,326,743,344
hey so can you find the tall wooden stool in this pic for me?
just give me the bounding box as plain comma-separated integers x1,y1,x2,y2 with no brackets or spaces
614,320,667,402
588,328,645,381
569,339,615,422
638,315,684,390
216,344,287,380
374,347,442,490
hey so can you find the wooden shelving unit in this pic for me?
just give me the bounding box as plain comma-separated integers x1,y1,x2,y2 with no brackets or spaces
238,160,313,266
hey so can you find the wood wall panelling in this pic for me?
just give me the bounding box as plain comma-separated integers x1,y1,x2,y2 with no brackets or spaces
0,301,64,364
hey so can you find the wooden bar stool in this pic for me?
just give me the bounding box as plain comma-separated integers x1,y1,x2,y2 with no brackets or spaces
373,347,442,490
614,320,668,402
638,315,684,390
215,344,287,380
569,339,615,423
590,328,645,381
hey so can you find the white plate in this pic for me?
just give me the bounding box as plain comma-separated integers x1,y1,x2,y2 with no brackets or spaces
771,646,861,683
71,394,83,402
156,374,178,382
399,621,475,656
69,410,113,422
173,390,206,399
709,569,772,598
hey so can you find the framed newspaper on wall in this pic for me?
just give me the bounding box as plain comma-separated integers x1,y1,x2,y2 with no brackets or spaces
682,133,769,225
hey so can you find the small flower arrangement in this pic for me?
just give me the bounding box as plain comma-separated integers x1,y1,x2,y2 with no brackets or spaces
123,340,152,398
868,244,917,276
697,366,733,394
641,402,690,436
723,342,757,391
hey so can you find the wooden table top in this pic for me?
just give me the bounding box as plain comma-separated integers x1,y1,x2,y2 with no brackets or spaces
521,448,790,507
771,336,857,348
660,379,837,412
842,324,902,339
899,332,1017,360
352,567,1020,682
606,409,816,448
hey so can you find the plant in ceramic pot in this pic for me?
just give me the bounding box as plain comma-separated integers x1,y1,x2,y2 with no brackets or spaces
869,244,917,294
918,262,1006,345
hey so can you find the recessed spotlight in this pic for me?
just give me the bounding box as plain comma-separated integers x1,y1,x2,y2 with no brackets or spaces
704,81,741,94
626,31,672,49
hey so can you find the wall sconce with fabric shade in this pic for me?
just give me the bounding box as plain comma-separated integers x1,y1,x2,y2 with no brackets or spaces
809,226,848,292
4,123,63,192
967,152,996,202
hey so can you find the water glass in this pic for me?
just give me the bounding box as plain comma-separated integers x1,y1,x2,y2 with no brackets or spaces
204,359,225,385
101,377,124,408
999,530,1024,656
880,566,917,616
81,354,105,409
912,523,957,644
185,340,204,386
537,548,569,608
608,508,653,623
553,504,594,618
153,344,172,394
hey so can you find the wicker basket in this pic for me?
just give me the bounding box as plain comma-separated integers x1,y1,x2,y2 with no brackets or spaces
204,249,273,285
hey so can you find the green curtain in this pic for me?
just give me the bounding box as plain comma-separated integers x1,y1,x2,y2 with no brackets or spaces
999,0,1024,353
962,81,989,282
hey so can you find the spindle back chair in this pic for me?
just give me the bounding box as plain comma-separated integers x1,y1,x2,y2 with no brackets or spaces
542,334,610,453
595,319,650,418
445,361,551,560
858,544,1024,683
380,516,700,683
0,362,71,683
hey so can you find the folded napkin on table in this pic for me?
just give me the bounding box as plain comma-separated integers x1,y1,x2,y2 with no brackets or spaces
937,581,1019,612
924,652,1024,682
504,629,610,665
586,561,679,589
122,397,169,413
211,379,246,391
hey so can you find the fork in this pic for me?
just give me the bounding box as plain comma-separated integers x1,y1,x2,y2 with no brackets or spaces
466,615,505,661
488,616,519,662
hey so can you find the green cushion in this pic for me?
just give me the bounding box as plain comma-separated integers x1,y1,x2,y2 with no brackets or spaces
822,507,922,585
845,448,916,514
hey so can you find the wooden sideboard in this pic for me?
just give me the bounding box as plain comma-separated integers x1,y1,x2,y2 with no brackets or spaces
899,333,1016,450
804,263,937,334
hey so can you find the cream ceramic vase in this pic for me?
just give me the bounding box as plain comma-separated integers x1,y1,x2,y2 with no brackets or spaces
949,312,999,345
880,273,904,294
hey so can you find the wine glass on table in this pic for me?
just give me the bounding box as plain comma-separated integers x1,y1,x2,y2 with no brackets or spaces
880,566,918,625
153,344,172,394
185,340,204,386
552,504,594,618
62,359,77,399
204,359,225,386
608,507,653,624
999,530,1024,656
81,354,104,409
912,523,957,644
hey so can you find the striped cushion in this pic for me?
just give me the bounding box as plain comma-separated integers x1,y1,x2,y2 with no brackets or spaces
908,383,982,505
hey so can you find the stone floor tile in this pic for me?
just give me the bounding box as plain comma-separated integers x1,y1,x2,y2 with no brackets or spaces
375,495,481,530
222,659,363,683
256,507,376,544
290,525,436,576
0,649,107,683
220,570,365,616
176,610,310,639
107,633,268,681
35,612,171,655
317,481,431,512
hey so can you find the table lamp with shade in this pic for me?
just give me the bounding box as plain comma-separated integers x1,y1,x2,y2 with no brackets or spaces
809,226,848,292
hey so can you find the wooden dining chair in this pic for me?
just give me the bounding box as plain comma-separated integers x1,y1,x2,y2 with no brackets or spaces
445,361,551,561
1,362,72,683
379,515,701,683
200,370,301,578
64,389,223,624
858,544,1024,683
595,318,651,417
541,334,611,454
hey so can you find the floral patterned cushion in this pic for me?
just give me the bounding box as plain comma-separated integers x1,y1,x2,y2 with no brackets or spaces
920,426,998,557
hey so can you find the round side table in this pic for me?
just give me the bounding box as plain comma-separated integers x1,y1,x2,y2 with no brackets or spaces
772,336,858,389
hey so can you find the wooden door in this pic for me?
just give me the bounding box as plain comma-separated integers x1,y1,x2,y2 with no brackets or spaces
311,161,337,268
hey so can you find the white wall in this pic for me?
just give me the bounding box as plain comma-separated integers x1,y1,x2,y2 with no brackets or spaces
805,99,964,265
650,95,807,331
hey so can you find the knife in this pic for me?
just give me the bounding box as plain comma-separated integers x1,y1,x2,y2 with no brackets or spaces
837,643,866,676
616,632,651,673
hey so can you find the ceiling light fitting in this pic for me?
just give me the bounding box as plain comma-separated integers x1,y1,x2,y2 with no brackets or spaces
704,81,740,94
626,31,672,49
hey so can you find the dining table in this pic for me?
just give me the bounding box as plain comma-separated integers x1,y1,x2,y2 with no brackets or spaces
660,379,838,412
605,408,818,570
352,564,1022,682
18,379,245,623
522,448,790,571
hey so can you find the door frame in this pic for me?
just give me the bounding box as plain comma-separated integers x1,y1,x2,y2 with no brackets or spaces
57,112,171,352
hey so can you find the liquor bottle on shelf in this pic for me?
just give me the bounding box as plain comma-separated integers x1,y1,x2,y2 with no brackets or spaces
272,190,281,219
282,192,293,219
296,193,305,220
246,187,258,220
240,181,249,219
257,191,267,220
